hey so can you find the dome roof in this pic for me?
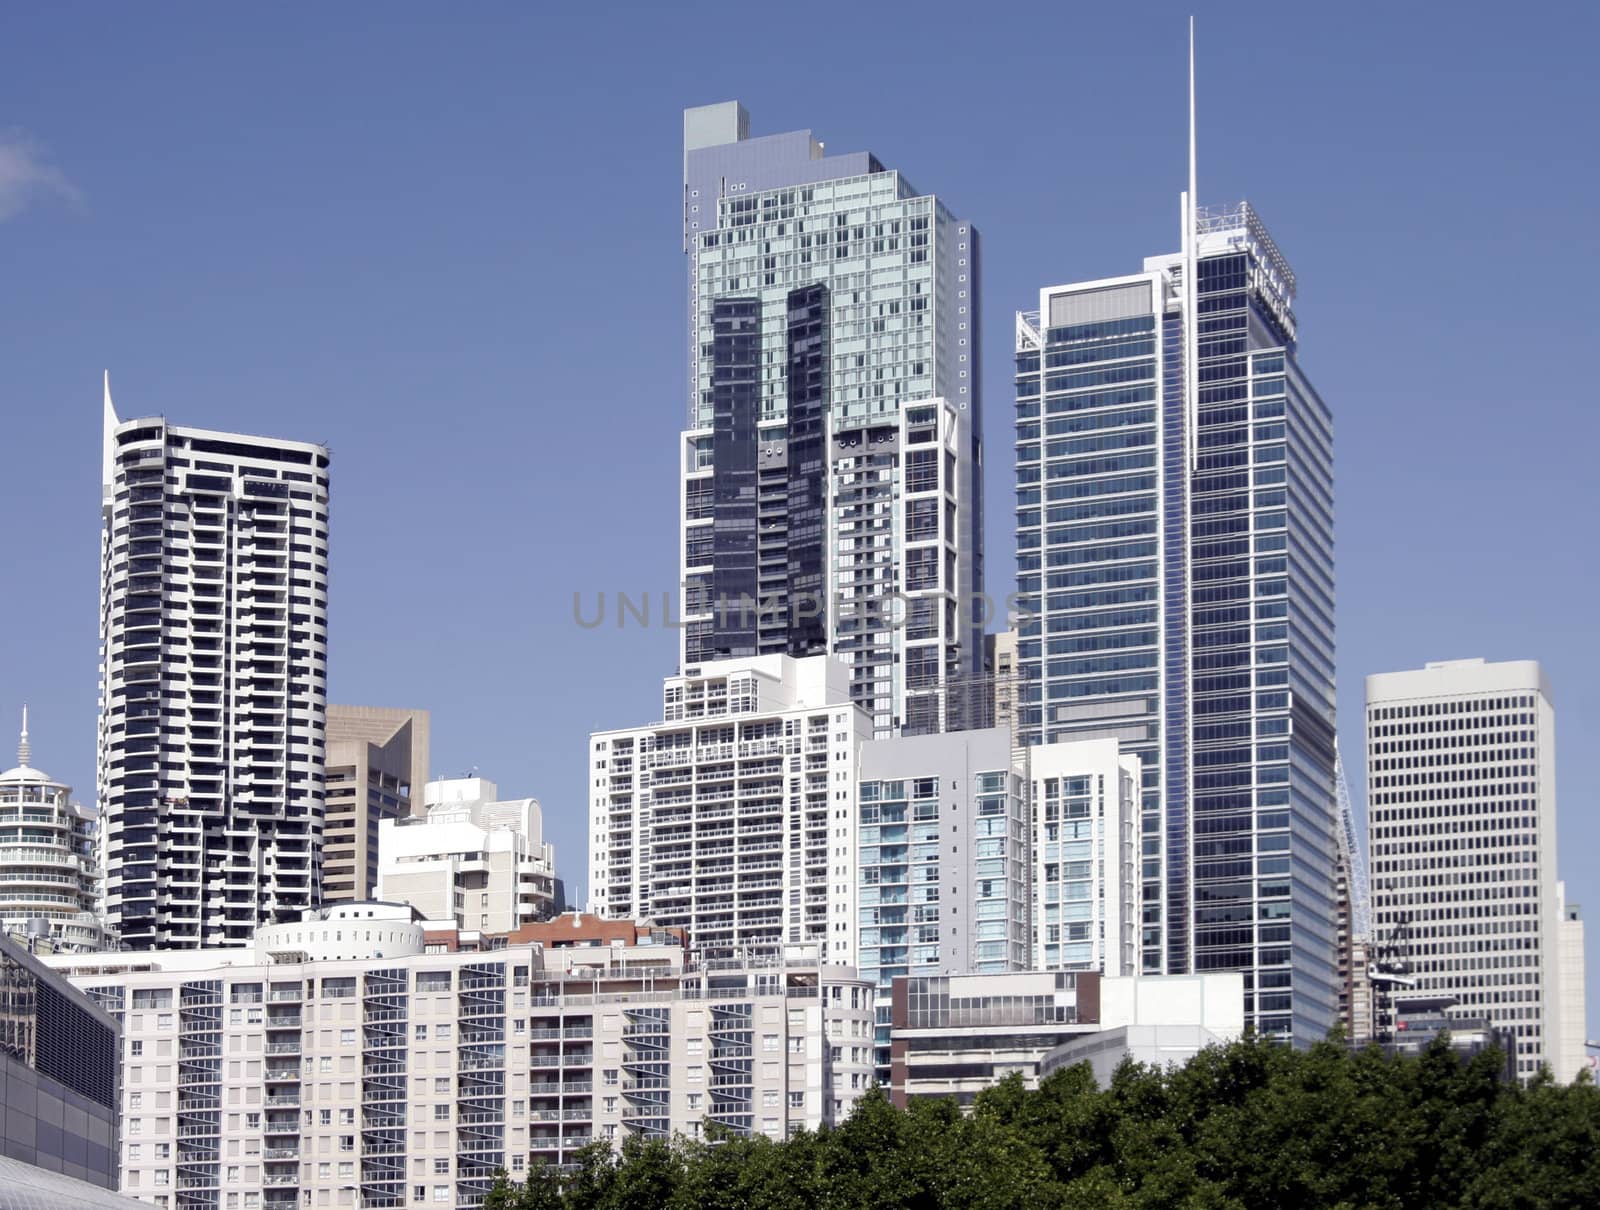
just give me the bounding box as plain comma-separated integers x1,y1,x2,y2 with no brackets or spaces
0,707,55,784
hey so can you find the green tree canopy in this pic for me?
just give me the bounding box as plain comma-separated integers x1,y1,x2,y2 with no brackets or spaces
478,1037,1600,1209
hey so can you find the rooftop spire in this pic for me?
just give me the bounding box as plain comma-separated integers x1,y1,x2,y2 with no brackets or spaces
1189,16,1197,222
17,705,30,769
1184,17,1200,473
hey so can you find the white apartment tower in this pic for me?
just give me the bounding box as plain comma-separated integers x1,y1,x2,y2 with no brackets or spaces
679,102,984,737
99,376,330,948
1027,738,1139,977
588,655,871,963
1366,658,1567,1081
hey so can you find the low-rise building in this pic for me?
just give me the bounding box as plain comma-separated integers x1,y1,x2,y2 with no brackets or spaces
45,903,872,1209
888,970,1244,1107
378,777,556,931
0,934,122,1188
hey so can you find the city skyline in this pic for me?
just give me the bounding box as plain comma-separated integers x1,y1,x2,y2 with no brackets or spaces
0,7,1595,1034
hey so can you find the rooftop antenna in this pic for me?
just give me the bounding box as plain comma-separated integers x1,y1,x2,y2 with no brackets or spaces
1184,16,1200,472
17,704,29,768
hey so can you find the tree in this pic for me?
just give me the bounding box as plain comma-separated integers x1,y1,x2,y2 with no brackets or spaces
535,1036,1600,1210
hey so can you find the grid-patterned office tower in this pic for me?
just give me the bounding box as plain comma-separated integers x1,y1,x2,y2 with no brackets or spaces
679,102,983,737
1366,659,1569,1081
1013,202,1338,1042
99,376,330,948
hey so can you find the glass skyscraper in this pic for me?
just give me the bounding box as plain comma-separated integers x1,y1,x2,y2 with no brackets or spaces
679,102,983,737
1013,202,1338,1043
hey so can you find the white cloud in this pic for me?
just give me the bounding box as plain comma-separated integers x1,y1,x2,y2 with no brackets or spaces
0,131,82,221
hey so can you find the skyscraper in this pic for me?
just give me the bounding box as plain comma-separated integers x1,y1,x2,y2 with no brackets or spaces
1366,658,1569,1081
1013,194,1339,1042
99,375,330,948
679,102,983,737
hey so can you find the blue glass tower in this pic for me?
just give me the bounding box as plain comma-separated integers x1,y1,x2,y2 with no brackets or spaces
1013,202,1338,1044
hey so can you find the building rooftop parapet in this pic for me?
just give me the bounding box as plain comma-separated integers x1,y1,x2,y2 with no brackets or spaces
1196,200,1296,295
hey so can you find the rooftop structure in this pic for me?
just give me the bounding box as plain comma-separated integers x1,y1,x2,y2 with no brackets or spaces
0,709,106,952
378,776,556,932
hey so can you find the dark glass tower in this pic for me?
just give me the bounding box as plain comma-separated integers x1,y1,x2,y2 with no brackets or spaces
1013,202,1338,1044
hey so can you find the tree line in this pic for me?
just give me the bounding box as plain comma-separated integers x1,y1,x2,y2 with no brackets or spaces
484,1036,1600,1209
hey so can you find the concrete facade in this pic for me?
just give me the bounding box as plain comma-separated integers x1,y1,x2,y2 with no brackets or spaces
1366,658,1567,1081
1027,738,1138,976
1556,881,1586,1083
324,708,430,903
44,906,871,1209
588,655,871,964
888,969,1243,1106
378,778,555,932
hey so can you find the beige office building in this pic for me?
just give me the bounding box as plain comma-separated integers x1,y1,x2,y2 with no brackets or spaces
323,708,430,902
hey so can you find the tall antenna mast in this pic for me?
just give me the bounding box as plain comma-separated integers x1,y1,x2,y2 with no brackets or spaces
1184,16,1199,471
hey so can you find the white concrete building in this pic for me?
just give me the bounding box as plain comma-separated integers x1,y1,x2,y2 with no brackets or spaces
378,778,555,931
1028,738,1138,976
588,655,872,963
0,709,106,952
99,376,329,948
890,969,1244,1106
1366,658,1565,1081
45,903,873,1210
1556,881,1587,1083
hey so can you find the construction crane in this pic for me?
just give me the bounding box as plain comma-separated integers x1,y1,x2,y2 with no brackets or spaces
1368,913,1415,1043
1335,746,1372,941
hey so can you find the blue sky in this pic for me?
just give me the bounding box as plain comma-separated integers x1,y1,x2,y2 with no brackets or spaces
2,4,1596,1033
